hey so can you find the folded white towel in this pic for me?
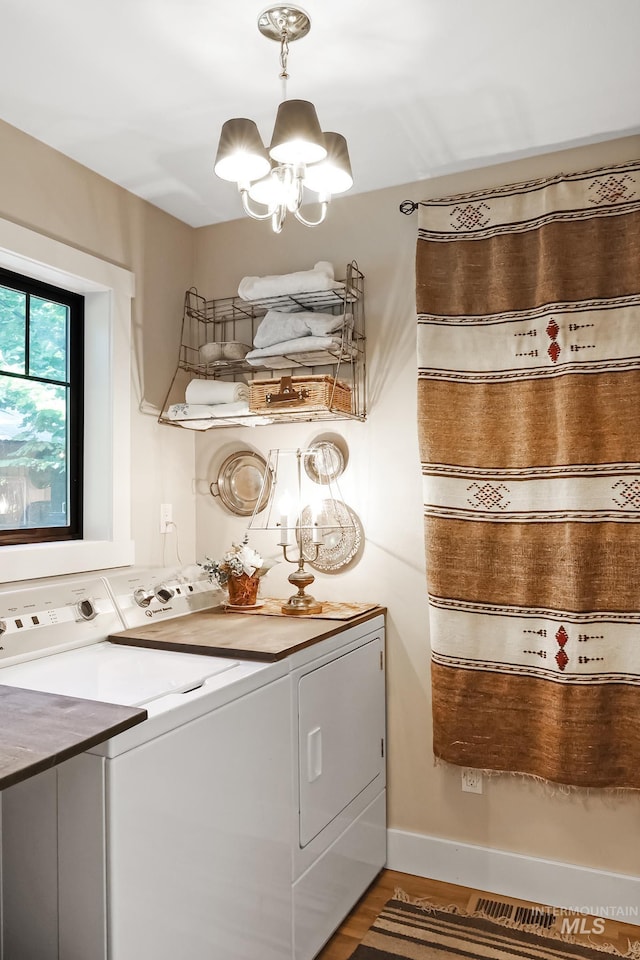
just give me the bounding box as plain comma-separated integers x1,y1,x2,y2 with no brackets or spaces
246,335,341,359
166,402,272,428
253,310,350,348
167,400,250,420
185,379,249,405
238,261,344,301
164,411,211,431
248,352,340,370
245,335,355,368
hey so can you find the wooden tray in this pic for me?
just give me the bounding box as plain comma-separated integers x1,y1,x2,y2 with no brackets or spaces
109,605,384,662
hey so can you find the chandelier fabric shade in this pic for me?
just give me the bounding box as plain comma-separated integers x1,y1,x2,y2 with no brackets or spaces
269,99,327,165
302,132,353,196
213,5,353,232
214,119,271,184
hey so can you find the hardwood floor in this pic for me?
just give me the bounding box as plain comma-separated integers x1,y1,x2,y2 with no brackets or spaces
315,869,640,960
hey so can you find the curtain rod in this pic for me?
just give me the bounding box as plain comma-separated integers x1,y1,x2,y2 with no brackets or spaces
399,201,418,215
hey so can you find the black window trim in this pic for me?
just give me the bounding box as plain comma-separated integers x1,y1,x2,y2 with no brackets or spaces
0,265,84,546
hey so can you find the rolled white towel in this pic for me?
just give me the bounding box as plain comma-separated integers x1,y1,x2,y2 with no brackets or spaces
185,379,249,405
238,261,344,301
253,310,350,348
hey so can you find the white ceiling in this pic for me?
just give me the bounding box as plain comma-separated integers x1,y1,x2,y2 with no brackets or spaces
1,0,639,228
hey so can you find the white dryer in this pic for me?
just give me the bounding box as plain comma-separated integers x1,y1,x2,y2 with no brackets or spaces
288,619,386,960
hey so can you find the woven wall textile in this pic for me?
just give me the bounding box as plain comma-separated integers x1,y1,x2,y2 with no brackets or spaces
416,159,640,789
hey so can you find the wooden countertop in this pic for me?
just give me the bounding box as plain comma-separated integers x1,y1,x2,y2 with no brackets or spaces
0,603,383,790
109,603,385,662
0,685,147,792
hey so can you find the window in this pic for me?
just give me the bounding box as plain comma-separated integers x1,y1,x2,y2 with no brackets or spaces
0,268,84,545
0,216,135,581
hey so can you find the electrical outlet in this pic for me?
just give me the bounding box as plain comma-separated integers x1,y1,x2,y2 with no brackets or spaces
160,503,173,534
461,768,483,794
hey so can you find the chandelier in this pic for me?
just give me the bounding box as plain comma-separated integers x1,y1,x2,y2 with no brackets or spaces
213,5,353,233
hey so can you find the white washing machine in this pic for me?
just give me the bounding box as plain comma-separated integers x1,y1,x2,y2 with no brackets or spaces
0,570,292,960
0,570,386,960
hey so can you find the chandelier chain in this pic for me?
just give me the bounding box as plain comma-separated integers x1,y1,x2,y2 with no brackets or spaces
278,22,290,79
278,20,290,100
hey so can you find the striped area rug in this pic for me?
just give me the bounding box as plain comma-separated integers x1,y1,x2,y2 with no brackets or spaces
349,894,637,960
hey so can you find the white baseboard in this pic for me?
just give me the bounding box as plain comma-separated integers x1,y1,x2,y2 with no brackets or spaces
386,829,640,924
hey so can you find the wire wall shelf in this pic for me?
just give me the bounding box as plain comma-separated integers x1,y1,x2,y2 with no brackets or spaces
158,261,366,430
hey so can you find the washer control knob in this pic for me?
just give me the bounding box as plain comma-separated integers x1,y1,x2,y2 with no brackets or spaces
77,598,98,621
154,584,175,604
133,588,153,608
0,620,6,636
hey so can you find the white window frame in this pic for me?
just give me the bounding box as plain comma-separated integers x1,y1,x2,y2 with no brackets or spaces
0,218,135,582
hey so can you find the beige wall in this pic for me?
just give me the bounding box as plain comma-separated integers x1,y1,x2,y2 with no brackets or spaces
2,112,639,880
0,119,197,567
193,134,640,878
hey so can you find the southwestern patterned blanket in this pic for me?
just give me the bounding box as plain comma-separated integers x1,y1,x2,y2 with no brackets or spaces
416,159,640,789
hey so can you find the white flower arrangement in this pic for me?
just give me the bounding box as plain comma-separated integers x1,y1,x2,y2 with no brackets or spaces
200,537,276,587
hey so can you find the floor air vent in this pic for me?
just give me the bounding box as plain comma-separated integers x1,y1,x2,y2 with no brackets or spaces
474,898,513,922
473,897,557,930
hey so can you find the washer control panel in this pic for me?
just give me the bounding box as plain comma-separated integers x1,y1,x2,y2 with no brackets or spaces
0,576,123,666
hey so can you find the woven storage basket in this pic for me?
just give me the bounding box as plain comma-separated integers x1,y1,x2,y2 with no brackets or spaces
249,375,352,415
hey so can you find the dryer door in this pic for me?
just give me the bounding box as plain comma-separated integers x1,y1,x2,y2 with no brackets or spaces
298,633,385,847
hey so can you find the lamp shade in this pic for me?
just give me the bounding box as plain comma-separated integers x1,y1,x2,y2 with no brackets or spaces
214,118,271,183
303,132,353,196
269,100,327,165
248,447,354,535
